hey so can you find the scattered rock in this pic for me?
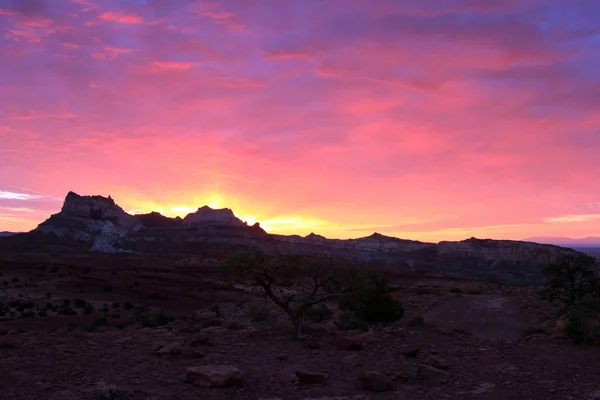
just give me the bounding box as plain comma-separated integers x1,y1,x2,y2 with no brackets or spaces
469,382,496,395
203,326,224,334
342,354,359,364
303,336,321,349
400,345,421,358
186,365,245,388
417,365,451,384
190,333,209,346
336,336,363,351
277,353,289,361
191,350,205,358
154,342,182,356
296,371,328,385
92,380,119,399
427,356,450,370
359,371,394,392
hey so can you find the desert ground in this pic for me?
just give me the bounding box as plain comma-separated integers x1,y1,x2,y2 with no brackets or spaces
1,252,600,400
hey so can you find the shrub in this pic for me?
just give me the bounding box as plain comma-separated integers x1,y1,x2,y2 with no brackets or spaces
19,311,35,318
73,298,87,308
20,301,35,309
542,255,600,344
226,320,246,330
408,315,425,327
82,304,94,315
542,254,599,309
304,304,333,323
449,287,462,294
57,304,77,315
248,306,272,324
341,273,404,325
210,304,221,318
564,296,600,344
86,316,108,331
337,312,370,332
123,302,133,311
38,310,47,317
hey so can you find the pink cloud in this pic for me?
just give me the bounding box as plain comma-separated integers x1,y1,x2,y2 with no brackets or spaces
0,0,598,240
202,11,245,31
146,61,198,72
98,11,144,24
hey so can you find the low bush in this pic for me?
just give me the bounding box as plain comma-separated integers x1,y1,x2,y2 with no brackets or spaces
248,306,272,324
341,273,404,325
304,304,333,323
73,298,87,308
337,311,370,332
542,255,600,344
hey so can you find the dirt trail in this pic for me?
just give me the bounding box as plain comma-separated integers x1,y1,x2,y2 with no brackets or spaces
424,295,532,339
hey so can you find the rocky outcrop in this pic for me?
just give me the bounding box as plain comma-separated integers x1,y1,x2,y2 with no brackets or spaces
183,206,246,227
135,212,181,228
33,192,140,253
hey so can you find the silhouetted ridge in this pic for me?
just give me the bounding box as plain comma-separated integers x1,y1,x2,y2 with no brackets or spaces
0,191,593,285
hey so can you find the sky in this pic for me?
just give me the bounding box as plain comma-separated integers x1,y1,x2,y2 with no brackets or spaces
1,0,599,242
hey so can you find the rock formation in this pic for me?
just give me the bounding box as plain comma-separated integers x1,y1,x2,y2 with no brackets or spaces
0,191,593,285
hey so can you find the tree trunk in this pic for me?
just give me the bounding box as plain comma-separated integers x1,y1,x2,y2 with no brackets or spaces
289,310,304,339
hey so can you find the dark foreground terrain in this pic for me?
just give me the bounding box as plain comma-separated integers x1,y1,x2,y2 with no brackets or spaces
1,252,600,400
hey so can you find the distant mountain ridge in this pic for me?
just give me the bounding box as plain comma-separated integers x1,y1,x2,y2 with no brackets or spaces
0,231,17,237
524,236,600,247
0,191,594,286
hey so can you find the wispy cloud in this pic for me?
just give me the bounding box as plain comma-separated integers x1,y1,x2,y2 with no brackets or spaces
0,206,35,212
545,214,600,223
0,191,43,201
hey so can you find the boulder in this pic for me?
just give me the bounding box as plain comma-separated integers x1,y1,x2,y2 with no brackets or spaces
336,336,363,351
359,371,394,392
186,365,245,387
296,371,328,385
190,332,209,346
417,365,451,384
191,350,205,358
426,356,450,370
303,336,321,349
154,342,182,356
342,354,359,364
399,345,421,358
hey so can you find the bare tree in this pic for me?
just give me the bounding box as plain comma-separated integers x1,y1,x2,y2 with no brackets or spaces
224,250,357,338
